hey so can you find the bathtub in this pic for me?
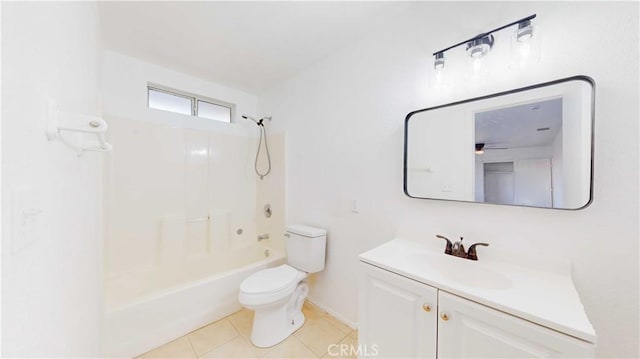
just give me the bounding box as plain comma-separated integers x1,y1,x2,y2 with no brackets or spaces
103,245,285,358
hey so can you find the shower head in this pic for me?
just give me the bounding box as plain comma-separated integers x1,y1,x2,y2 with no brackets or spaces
242,115,271,127
241,115,259,124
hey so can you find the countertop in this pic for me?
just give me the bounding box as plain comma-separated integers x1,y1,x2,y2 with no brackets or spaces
359,238,596,343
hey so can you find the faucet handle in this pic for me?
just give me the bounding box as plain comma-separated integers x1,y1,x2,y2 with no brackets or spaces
467,242,489,261
436,235,453,255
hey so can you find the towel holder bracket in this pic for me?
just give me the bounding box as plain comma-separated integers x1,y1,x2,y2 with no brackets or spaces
45,99,112,156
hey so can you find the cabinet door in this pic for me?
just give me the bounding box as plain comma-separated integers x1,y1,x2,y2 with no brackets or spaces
359,263,437,358
437,291,594,358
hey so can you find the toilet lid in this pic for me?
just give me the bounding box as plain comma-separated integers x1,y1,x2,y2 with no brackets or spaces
241,264,300,294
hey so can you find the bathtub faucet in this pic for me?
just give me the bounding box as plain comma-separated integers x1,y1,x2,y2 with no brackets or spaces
257,233,269,241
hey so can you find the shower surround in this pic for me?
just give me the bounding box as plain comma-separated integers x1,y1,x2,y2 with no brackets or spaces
103,116,285,356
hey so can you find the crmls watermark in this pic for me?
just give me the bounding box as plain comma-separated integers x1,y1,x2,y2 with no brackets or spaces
327,343,379,357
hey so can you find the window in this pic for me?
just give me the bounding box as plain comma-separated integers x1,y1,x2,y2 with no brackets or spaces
197,100,231,123
147,85,233,123
148,88,192,116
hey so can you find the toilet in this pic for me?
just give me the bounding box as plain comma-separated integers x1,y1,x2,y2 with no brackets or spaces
239,224,327,348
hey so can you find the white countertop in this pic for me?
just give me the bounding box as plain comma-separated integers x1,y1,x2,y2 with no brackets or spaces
359,238,596,344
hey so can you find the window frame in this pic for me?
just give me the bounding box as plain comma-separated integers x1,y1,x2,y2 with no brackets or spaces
147,83,235,123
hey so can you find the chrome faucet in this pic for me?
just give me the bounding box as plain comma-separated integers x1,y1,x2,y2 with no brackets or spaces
436,235,489,261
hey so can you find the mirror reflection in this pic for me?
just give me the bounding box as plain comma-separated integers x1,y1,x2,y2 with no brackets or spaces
405,77,594,210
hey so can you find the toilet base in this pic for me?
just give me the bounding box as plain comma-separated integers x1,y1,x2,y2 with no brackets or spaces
250,281,309,348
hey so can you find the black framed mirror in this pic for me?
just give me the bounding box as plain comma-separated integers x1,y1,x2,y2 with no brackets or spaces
404,76,595,210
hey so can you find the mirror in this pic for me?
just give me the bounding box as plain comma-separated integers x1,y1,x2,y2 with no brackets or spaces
404,76,594,210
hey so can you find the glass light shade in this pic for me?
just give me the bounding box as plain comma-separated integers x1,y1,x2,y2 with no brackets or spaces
433,52,445,70
516,20,534,42
466,35,494,59
469,44,490,58
510,23,541,67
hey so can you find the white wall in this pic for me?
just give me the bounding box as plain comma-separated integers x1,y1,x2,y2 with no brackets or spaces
0,2,4,354
258,2,639,357
1,2,104,356
407,104,475,201
552,128,564,207
561,81,593,208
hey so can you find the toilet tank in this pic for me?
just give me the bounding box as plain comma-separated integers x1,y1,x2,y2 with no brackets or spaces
286,224,327,273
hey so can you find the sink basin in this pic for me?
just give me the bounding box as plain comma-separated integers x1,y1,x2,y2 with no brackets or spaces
405,252,513,290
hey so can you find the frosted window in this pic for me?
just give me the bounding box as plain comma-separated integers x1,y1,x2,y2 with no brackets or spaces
197,100,231,123
148,88,192,116
147,85,234,123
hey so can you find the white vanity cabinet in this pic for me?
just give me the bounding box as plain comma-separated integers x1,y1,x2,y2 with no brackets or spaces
359,255,596,359
359,263,437,358
437,291,594,358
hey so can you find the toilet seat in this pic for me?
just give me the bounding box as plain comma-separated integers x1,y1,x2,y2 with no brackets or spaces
239,265,307,307
241,264,300,294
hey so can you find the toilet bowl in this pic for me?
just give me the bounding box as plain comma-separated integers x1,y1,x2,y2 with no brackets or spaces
239,264,308,347
239,224,327,348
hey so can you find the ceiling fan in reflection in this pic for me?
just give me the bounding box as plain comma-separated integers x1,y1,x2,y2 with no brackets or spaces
475,143,508,155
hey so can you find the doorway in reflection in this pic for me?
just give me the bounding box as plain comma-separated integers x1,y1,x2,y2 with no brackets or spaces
481,159,553,207
474,98,559,207
483,162,514,205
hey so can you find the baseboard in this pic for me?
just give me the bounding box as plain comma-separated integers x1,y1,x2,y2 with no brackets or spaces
306,295,358,330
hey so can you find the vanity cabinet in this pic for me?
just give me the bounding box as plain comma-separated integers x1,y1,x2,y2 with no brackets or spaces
359,262,595,358
437,291,594,358
359,263,437,358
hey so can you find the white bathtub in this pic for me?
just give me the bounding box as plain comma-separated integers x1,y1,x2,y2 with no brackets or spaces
104,245,285,358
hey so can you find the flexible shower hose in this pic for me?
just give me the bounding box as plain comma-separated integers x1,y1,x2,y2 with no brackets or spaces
255,124,271,180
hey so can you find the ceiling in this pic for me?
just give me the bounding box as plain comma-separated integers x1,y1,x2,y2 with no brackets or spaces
98,2,405,94
475,98,563,149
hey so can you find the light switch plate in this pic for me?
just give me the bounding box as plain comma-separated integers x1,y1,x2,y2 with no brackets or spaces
11,187,46,253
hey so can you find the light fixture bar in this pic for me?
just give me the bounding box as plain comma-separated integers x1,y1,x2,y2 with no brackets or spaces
432,14,536,56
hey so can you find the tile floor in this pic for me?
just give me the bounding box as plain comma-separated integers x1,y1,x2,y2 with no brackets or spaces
138,301,358,359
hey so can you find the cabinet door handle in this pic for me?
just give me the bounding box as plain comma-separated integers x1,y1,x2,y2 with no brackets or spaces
440,312,449,321
422,303,431,312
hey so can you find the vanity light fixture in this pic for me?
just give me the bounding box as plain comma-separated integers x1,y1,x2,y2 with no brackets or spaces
432,14,536,68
